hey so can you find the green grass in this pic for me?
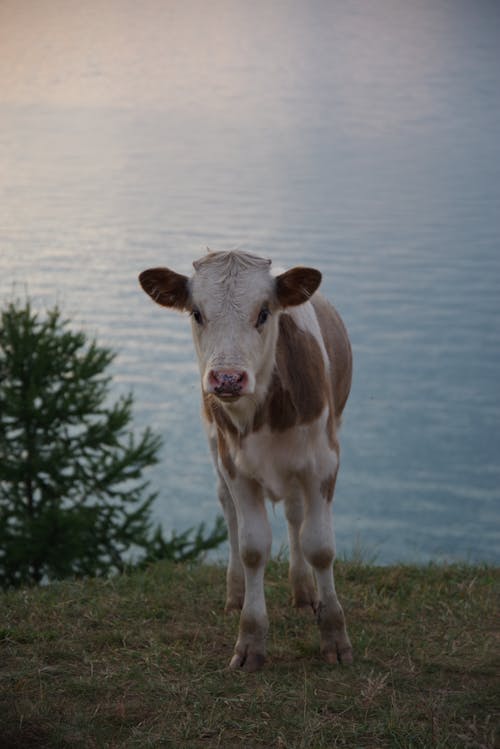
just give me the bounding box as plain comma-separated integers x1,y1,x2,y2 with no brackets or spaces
1,560,498,748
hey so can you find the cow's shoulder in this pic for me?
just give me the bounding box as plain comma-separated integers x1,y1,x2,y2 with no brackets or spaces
253,305,330,433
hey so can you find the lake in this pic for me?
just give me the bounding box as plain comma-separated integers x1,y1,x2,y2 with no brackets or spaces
1,0,499,564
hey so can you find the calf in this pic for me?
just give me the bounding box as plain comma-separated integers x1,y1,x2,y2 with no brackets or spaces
139,250,353,671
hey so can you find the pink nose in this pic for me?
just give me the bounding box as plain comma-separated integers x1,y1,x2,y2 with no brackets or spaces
208,369,248,397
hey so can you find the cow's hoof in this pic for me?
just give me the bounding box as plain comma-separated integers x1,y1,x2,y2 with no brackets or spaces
322,649,338,665
229,650,266,672
321,646,353,666
292,592,320,612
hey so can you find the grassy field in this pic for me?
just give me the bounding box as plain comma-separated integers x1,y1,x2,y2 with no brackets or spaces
0,560,498,748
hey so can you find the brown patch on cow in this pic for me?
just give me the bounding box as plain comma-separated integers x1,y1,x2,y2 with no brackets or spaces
320,473,337,503
276,267,322,307
309,548,334,570
204,394,239,478
240,610,264,635
139,268,190,310
217,429,236,479
312,295,352,420
253,314,328,433
204,394,239,438
240,547,263,569
202,393,214,423
265,370,297,431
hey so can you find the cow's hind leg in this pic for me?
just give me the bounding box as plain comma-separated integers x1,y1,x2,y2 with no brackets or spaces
284,490,318,610
217,476,245,612
300,467,353,665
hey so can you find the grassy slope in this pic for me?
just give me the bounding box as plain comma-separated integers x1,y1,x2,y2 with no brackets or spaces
0,560,498,748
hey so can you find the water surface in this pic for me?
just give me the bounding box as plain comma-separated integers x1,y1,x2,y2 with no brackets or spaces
1,0,499,563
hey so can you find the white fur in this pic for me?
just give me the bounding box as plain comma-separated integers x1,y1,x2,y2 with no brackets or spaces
236,406,335,500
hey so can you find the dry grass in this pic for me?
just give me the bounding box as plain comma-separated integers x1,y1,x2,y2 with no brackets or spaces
1,560,498,748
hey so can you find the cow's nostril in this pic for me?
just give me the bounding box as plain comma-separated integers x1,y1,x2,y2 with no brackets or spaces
208,369,221,387
209,369,248,396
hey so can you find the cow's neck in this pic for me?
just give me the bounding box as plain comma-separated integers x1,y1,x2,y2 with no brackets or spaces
218,397,257,435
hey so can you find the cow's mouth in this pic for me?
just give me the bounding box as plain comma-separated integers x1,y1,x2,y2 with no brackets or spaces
214,390,243,402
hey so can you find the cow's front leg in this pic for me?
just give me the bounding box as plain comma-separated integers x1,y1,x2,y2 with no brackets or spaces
226,476,271,672
300,467,353,665
217,475,245,612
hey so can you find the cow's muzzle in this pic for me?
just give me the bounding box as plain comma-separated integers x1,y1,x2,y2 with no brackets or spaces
208,369,249,398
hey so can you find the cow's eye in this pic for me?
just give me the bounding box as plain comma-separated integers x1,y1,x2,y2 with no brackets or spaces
192,308,203,325
256,307,270,327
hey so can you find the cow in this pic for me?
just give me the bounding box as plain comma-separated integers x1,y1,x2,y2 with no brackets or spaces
139,250,353,671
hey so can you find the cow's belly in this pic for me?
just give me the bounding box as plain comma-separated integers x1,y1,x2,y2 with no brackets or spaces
235,407,332,501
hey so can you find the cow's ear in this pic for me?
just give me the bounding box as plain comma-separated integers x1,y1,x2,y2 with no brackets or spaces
275,267,322,307
139,268,190,310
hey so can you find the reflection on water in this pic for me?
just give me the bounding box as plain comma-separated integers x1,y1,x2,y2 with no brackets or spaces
1,0,499,563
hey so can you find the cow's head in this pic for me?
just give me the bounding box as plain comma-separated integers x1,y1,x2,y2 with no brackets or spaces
139,251,321,407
